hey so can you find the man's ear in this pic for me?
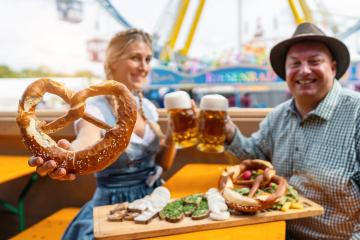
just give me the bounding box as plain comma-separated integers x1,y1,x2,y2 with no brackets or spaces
332,60,337,78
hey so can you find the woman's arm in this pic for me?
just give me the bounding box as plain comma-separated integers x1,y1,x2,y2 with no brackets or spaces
71,120,103,150
156,130,176,171
155,99,200,170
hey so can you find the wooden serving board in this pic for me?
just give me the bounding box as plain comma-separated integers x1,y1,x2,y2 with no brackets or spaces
93,197,324,240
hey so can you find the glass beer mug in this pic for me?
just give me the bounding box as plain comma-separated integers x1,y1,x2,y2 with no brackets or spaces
164,91,198,148
197,94,228,153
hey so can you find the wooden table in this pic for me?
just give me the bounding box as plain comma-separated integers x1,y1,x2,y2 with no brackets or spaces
164,164,228,198
0,155,38,231
155,163,285,239
94,164,290,240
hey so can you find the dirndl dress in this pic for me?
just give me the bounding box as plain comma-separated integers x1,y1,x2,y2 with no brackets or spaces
62,96,163,240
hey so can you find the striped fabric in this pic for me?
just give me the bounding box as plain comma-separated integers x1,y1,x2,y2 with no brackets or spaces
226,81,360,240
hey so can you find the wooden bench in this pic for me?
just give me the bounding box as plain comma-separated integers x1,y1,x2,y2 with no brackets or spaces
10,208,80,240
0,155,38,231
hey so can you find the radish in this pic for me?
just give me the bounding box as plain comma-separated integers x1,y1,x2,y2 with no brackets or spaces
241,170,252,180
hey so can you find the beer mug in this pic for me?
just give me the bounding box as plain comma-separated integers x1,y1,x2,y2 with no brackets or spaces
197,94,228,153
164,91,198,148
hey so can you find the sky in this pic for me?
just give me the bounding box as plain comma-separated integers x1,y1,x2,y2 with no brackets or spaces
1,0,360,77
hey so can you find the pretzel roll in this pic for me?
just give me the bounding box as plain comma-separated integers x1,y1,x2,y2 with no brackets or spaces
241,159,274,170
219,160,288,213
223,188,261,212
218,159,273,190
17,78,137,175
260,175,287,205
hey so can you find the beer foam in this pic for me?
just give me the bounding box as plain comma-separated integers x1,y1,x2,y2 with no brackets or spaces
164,91,192,109
200,94,228,111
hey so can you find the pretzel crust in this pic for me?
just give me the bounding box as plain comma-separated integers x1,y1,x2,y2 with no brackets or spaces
17,78,137,175
219,160,287,213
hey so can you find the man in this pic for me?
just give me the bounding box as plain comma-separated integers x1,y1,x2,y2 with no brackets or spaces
225,22,360,239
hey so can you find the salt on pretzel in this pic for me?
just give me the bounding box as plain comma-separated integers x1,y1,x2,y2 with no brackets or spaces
17,78,137,175
219,159,287,213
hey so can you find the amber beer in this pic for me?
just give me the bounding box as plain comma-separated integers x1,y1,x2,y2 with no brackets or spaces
164,91,198,148
197,94,228,153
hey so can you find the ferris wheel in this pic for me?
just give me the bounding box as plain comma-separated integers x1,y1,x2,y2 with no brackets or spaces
55,0,360,63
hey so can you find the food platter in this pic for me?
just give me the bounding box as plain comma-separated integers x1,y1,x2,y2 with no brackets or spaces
93,196,323,240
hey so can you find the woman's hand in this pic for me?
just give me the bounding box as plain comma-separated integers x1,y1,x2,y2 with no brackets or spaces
28,139,76,181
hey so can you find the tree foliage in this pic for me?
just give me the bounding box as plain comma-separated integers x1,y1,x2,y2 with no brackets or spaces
0,65,99,78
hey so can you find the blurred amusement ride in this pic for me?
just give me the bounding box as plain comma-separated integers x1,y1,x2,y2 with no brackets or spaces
4,0,360,110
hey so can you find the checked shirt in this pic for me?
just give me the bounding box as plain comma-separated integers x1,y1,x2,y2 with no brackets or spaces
226,81,360,240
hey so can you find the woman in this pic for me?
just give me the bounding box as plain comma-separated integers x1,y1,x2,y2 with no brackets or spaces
28,29,177,239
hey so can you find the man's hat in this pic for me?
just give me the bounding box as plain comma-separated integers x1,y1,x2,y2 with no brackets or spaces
270,22,350,80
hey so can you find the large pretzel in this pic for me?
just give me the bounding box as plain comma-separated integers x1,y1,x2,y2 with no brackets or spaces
219,160,287,213
17,78,137,175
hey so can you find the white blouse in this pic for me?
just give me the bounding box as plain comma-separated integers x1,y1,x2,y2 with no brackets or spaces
74,104,156,146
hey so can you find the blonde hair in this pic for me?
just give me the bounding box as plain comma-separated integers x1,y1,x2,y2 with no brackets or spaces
104,28,152,80
104,29,166,145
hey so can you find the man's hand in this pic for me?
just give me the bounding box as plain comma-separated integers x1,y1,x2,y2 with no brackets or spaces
28,139,76,181
225,115,236,144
